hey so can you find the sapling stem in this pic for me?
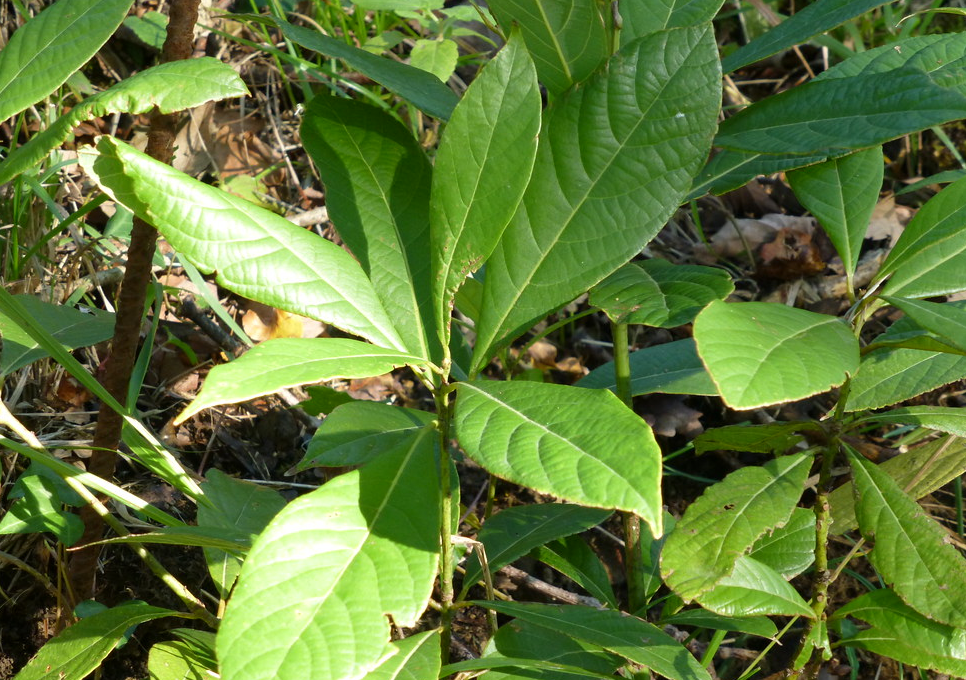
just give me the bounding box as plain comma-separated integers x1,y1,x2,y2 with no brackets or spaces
435,386,456,662
611,320,647,613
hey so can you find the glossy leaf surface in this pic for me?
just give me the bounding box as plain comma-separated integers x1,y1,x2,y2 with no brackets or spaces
661,453,811,600
455,380,662,535
431,33,540,348
619,0,724,43
694,301,859,410
79,137,404,351
488,0,608,96
787,147,883,276
218,427,439,680
589,259,733,327
696,555,814,618
849,449,966,628
576,338,717,397
177,339,425,423
0,0,133,121
473,26,721,371
463,503,611,588
476,601,711,680
0,58,247,184
882,297,966,353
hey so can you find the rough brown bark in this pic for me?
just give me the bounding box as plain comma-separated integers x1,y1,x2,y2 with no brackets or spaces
70,0,203,601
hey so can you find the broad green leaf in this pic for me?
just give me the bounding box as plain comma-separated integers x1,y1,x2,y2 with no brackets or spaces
481,619,623,677
661,609,778,638
13,603,181,680
694,301,859,410
848,449,966,628
787,147,883,277
0,58,248,184
858,406,966,438
124,10,168,50
695,556,814,619
715,68,966,156
721,0,890,73
276,19,457,120
472,26,721,372
301,95,435,359
844,347,966,411
876,176,966,298
79,137,404,350
689,148,830,198
298,401,435,470
0,295,114,375
589,259,733,327
748,506,815,579
532,535,618,608
474,601,711,680
833,589,966,677
576,338,717,396
431,32,540,349
660,453,811,600
410,38,458,82
455,380,662,535
882,298,966,353
300,385,356,416
0,471,83,545
197,470,287,598
368,631,441,680
463,503,611,589
89,526,251,552
177,339,426,423
148,635,217,680
693,422,815,456
217,427,440,680
618,0,725,43
830,438,966,535
0,0,133,122
863,331,966,357
488,0,609,97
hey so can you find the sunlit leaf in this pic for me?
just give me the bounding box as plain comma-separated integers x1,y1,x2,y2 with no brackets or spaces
695,555,814,618
748,507,815,579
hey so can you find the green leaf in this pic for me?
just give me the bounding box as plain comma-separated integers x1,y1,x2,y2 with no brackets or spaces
298,401,435,469
177,339,426,423
748,506,815,579
410,38,458,82
148,634,218,680
618,0,725,43
833,589,966,677
0,471,83,545
660,453,811,601
721,0,890,73
463,503,611,590
844,347,966,411
881,298,966,354
0,58,248,184
90,527,252,552
693,422,814,456
694,301,859,410
472,26,721,371
197,470,287,598
300,94,435,359
532,535,618,608
576,338,717,397
79,137,405,351
661,609,778,638
474,601,711,680
830,438,966,535
876,175,966,298
431,32,540,349
689,148,830,198
13,603,181,680
488,0,609,97
444,657,613,679
276,19,457,120
787,147,883,277
123,11,168,50
857,406,966,438
0,0,133,122
589,260,734,327
481,619,623,677
848,448,966,628
217,427,440,680
0,295,114,375
368,631,441,680
455,380,663,536
696,556,814,618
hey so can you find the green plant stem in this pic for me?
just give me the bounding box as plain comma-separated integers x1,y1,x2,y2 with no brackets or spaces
699,628,727,668
435,386,455,663
503,308,598,376
612,320,646,613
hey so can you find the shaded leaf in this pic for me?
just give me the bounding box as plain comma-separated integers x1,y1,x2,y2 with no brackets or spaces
857,406,966,438
845,347,966,411
481,619,623,677
694,422,815,456
532,535,618,608
0,471,83,545
661,609,778,638
576,338,717,397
